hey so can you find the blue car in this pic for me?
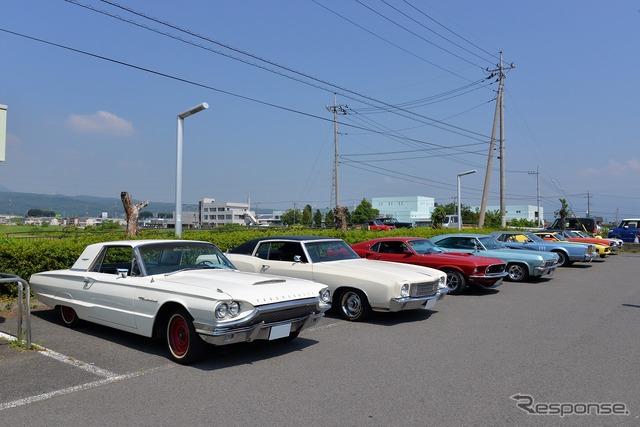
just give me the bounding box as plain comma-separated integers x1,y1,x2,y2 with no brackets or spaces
429,233,559,282
490,231,597,267
607,218,640,243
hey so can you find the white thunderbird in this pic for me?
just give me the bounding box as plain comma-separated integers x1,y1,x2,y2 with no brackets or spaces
29,240,331,364
226,236,448,321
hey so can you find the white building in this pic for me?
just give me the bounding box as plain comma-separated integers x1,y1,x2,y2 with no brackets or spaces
372,196,435,226
198,198,256,227
476,204,544,224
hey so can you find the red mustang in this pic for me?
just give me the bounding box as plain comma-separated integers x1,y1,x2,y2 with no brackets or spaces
351,237,508,294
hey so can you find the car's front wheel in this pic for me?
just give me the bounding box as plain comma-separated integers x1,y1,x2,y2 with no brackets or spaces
552,250,571,267
59,306,82,328
442,269,466,294
337,289,371,321
166,308,205,365
506,263,529,282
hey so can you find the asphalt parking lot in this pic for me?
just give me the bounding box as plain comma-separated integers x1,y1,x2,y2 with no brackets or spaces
1,253,639,426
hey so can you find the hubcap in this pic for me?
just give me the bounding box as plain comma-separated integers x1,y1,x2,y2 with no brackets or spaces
168,315,189,357
342,292,362,318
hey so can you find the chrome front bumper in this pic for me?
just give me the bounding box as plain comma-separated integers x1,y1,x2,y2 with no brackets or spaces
193,297,329,346
388,288,448,312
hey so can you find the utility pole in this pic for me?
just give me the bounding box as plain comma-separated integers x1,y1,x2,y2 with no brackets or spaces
586,190,591,217
528,167,541,227
326,95,348,210
478,52,514,227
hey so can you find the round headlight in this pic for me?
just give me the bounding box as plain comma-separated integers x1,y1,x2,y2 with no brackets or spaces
400,283,410,298
319,288,331,303
228,301,240,317
438,275,446,288
215,303,228,319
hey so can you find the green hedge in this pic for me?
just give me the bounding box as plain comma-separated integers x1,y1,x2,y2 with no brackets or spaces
0,226,497,297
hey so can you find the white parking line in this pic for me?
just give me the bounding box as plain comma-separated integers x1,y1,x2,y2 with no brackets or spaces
0,365,174,411
0,331,174,411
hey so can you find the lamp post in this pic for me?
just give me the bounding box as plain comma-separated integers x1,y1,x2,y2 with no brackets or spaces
457,169,477,230
175,102,208,237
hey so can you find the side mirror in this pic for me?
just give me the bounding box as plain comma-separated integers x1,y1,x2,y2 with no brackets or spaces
293,255,302,263
117,268,129,278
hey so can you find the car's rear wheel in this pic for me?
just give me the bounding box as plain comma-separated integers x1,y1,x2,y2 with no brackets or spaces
59,306,81,328
338,289,371,321
506,263,529,282
442,269,466,294
166,308,204,364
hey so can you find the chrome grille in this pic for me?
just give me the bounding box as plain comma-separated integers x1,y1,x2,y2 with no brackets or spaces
410,281,439,297
486,264,506,274
544,259,557,268
252,303,317,325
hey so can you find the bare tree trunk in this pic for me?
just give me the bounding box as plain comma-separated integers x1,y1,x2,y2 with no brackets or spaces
333,206,348,232
121,192,149,238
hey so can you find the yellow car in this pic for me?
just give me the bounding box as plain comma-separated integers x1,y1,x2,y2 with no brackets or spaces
534,232,611,258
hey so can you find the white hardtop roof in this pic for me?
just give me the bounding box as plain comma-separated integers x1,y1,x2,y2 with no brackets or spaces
71,240,211,270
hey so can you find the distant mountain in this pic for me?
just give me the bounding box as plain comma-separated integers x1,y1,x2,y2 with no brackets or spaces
0,190,175,218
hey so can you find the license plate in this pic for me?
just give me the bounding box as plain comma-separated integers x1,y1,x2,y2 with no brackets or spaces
424,298,437,310
269,323,291,340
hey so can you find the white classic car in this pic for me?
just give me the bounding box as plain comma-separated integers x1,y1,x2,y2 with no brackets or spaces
226,236,448,321
29,240,331,364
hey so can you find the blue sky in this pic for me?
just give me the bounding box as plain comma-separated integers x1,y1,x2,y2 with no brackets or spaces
1,1,638,222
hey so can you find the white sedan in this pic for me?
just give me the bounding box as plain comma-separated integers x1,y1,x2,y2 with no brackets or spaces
226,236,448,321
29,240,331,364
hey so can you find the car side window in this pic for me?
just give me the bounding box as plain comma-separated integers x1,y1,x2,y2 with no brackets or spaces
91,246,134,275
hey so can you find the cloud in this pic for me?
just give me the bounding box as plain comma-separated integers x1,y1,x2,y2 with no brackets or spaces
66,111,134,136
579,158,640,176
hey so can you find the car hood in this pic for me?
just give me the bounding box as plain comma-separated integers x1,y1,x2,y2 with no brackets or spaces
481,247,558,261
155,269,323,305
316,258,445,282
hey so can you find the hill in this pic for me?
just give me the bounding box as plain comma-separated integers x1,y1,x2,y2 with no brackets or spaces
0,190,176,218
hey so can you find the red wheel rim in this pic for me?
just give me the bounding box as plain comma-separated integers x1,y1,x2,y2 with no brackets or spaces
61,306,76,323
168,315,189,357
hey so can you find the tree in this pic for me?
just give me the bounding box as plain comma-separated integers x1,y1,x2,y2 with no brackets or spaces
301,204,313,226
121,192,149,237
554,198,570,229
324,210,334,227
351,198,379,224
27,208,56,217
313,209,323,227
281,209,302,225
483,210,503,228
431,206,447,228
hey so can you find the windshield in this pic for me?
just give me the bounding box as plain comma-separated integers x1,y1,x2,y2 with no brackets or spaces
524,233,545,242
305,240,360,262
139,242,235,275
408,239,444,254
477,236,504,250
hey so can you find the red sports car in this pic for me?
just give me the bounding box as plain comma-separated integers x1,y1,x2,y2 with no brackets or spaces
351,237,508,294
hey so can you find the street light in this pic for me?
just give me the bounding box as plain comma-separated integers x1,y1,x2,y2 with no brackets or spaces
175,102,208,237
457,169,477,230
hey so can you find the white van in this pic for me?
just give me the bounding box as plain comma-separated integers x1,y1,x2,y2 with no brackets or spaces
442,215,460,228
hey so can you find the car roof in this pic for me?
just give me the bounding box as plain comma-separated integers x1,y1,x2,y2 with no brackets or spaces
228,235,343,254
